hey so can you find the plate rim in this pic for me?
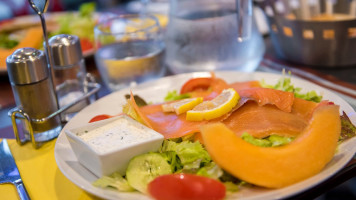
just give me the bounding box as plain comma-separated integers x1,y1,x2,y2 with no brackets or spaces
54,71,356,200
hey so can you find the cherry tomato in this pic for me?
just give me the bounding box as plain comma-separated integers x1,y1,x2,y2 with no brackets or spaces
180,77,228,95
88,114,112,123
148,174,226,200
80,38,93,52
180,78,213,94
0,19,12,26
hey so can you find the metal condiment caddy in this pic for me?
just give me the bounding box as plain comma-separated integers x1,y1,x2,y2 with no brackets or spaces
6,0,101,149
8,73,100,149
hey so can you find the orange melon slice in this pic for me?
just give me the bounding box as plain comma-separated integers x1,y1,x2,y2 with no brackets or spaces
201,104,341,188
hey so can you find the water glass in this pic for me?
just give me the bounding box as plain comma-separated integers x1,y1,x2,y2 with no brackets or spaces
165,0,265,74
94,14,165,91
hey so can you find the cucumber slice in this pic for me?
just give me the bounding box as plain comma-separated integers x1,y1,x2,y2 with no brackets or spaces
126,152,172,193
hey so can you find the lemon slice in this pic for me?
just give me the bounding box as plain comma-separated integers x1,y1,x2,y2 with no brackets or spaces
186,88,239,121
162,97,203,115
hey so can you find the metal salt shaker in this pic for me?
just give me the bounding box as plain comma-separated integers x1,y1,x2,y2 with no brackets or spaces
48,34,88,120
7,48,62,147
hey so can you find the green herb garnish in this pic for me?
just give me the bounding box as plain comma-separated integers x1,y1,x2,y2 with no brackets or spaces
164,90,190,102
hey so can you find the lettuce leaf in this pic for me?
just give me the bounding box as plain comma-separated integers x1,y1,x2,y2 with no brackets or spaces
196,162,223,180
92,172,135,192
268,135,294,146
164,90,191,102
241,132,294,147
79,2,96,17
160,140,225,180
261,72,322,103
0,34,19,49
160,140,211,166
241,132,272,147
161,151,182,172
223,182,240,192
49,2,96,42
94,139,244,192
340,112,356,142
219,171,246,192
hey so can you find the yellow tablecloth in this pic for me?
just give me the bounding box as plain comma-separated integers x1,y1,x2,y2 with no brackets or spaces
0,139,100,200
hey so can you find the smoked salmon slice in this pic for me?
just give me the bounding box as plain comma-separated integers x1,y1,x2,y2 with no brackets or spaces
186,80,262,100
184,78,294,113
181,77,229,100
133,97,312,139
228,80,261,91
223,101,309,138
129,79,312,139
130,93,205,138
138,103,206,138
237,88,295,113
291,97,318,120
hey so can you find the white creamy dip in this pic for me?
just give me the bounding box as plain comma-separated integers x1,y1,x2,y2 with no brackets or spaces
76,117,160,154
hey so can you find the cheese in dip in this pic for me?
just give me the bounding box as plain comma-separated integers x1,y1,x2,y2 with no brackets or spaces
76,117,161,154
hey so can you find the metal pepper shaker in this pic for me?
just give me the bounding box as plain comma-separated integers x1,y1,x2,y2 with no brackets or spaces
48,34,88,120
7,48,62,147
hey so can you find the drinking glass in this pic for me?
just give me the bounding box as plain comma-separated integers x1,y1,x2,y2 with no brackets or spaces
165,0,265,74
94,14,165,91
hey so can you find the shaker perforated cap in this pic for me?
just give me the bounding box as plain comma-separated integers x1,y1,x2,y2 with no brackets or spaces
6,48,49,85
48,34,83,66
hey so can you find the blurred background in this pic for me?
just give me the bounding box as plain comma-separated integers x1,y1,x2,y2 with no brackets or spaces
0,0,355,199
0,0,132,20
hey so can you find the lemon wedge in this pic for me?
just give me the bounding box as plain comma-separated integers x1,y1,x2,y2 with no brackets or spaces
162,97,203,115
186,88,239,121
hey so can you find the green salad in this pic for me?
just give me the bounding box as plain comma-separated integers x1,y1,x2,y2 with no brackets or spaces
49,2,96,43
261,71,322,103
92,74,356,195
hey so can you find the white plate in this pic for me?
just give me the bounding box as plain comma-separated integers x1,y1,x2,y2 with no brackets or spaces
54,71,356,200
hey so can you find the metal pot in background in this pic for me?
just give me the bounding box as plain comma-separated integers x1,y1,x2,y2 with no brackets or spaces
257,0,356,67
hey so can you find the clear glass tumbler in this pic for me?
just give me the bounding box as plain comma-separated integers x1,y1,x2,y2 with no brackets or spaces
165,0,265,74
94,14,165,91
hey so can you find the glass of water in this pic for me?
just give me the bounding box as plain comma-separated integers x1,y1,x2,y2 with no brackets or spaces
94,14,165,91
165,0,265,74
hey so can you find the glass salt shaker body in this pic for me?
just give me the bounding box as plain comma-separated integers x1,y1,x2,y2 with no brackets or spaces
6,48,62,144
48,34,88,121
